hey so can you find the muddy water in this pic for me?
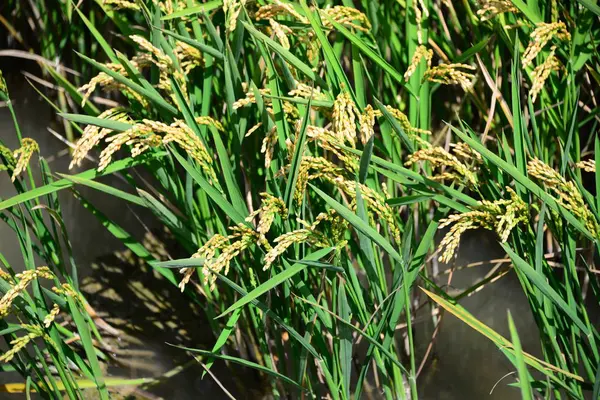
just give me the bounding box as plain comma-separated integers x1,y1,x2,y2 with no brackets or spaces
0,69,539,399
418,230,540,399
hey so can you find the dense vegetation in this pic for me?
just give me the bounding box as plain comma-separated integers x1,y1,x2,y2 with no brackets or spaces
0,0,600,398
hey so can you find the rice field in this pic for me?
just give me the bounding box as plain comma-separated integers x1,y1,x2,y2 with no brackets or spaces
0,0,600,398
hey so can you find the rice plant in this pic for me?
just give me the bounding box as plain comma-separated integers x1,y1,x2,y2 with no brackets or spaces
1,0,600,398
0,71,113,398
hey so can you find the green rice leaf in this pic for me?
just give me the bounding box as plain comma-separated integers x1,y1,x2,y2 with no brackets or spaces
0,153,166,211
159,27,224,59
171,148,247,225
160,1,223,20
507,312,534,400
311,185,403,263
217,247,335,318
324,16,416,98
502,244,591,336
168,345,305,390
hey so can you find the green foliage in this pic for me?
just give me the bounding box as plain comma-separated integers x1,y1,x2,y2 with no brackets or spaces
0,78,109,399
1,0,600,398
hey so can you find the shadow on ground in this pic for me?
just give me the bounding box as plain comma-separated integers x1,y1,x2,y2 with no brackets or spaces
80,248,264,400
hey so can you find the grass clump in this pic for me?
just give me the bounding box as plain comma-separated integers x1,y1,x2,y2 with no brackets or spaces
0,74,110,399
1,0,600,398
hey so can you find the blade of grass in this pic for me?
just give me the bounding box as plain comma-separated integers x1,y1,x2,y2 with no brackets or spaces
501,244,591,336
202,308,242,377
0,153,166,211
217,274,320,359
421,287,583,385
71,2,118,63
171,148,247,225
160,1,223,20
300,0,352,93
159,27,224,59
324,15,416,98
56,174,145,207
168,345,305,390
337,281,352,399
59,113,132,131
217,247,335,318
66,296,108,400
577,0,600,16
287,259,344,273
151,258,205,268
310,185,403,263
358,134,375,183
507,311,534,399
241,21,326,88
284,95,311,212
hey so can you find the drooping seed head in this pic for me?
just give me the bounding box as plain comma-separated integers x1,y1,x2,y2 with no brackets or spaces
576,159,596,173
423,63,477,91
320,5,372,33
438,187,528,263
405,45,433,81
530,46,560,102
477,0,518,21
11,138,39,182
528,158,597,236
406,145,478,187
103,0,140,10
522,21,570,69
